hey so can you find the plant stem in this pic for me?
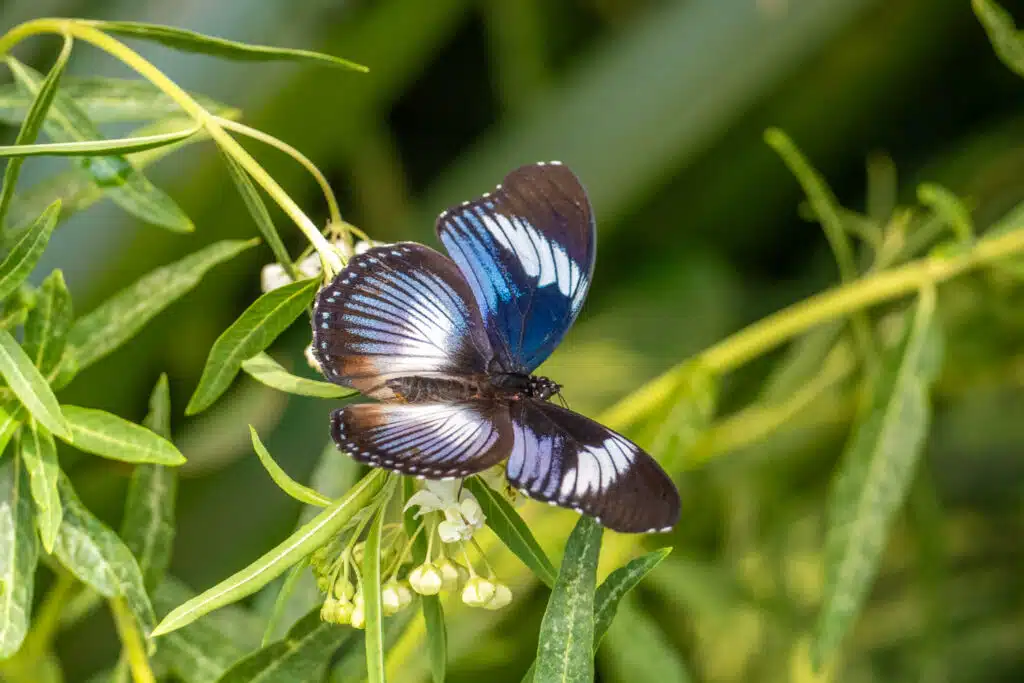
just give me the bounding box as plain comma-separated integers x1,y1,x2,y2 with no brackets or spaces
17,572,75,664
109,598,155,683
599,222,1024,431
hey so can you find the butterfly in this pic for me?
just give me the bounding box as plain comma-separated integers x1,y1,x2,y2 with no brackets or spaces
312,162,680,533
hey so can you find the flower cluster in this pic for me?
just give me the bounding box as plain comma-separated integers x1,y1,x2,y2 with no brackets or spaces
311,477,514,628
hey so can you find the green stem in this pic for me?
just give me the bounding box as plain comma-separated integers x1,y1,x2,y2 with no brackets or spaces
599,222,1024,430
110,597,155,683
17,572,75,664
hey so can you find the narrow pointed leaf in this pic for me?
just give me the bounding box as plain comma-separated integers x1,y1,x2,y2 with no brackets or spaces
0,36,71,230
600,597,691,683
19,424,62,553
58,405,184,465
7,57,193,233
0,454,38,657
249,426,330,507
23,269,73,380
54,475,156,633
0,201,61,303
86,20,368,72
0,125,199,157
121,374,177,590
0,403,22,457
186,277,319,415
973,0,1024,78
812,289,943,668
466,478,557,587
0,329,69,438
67,239,259,375
644,360,718,470
594,548,672,647
216,609,345,683
535,516,603,683
0,76,234,124
241,352,353,399
363,505,387,683
152,470,388,637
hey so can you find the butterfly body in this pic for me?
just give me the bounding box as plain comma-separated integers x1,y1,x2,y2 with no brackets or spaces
313,162,681,533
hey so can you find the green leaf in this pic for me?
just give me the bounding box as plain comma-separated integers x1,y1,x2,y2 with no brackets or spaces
186,277,319,415
973,0,1024,78
121,376,177,591
599,597,691,683
0,201,61,303
259,561,308,647
0,403,22,457
23,269,73,380
0,125,199,157
6,57,193,233
152,470,388,637
0,76,235,124
216,609,345,683
0,329,69,439
594,548,672,647
363,503,387,683
535,516,603,683
465,478,557,588
53,474,156,634
220,151,298,281
0,36,71,230
86,20,368,72
249,425,331,507
917,183,973,244
58,405,185,466
0,453,38,657
67,239,259,375
403,479,446,683
19,423,62,553
645,359,718,470
241,352,353,399
812,288,943,669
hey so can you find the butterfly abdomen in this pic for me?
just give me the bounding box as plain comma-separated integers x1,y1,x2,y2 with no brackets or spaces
386,375,488,403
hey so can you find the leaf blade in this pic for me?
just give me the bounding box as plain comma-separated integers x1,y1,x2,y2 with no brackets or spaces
23,269,73,381
249,425,330,507
0,453,38,657
59,405,185,465
215,609,345,683
0,201,61,303
186,277,319,415
241,352,354,399
19,423,62,553
0,126,198,157
0,328,69,439
973,0,1024,78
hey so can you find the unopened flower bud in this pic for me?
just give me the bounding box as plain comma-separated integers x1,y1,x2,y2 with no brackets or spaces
352,542,365,565
311,545,330,567
409,563,443,596
320,597,340,623
436,558,464,591
395,580,413,609
461,577,496,607
350,602,365,629
381,581,404,615
297,253,323,279
334,601,354,625
333,577,355,601
316,574,332,594
260,263,292,293
483,583,513,610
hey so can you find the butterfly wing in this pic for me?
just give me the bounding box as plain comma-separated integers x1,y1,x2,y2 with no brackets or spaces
331,401,513,478
505,400,680,533
312,242,493,400
436,162,596,374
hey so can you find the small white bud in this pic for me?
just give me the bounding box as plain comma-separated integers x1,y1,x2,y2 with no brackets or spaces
349,602,365,629
381,582,403,615
395,580,413,609
436,558,464,591
334,601,354,625
354,240,381,255
461,577,496,607
320,597,339,623
297,253,323,279
483,583,513,610
260,263,292,293
333,577,355,601
409,563,443,596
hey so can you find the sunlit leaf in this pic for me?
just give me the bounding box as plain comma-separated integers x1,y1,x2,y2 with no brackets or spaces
0,37,71,230
0,76,234,123
363,503,387,683
0,125,199,157
53,474,156,634
0,454,38,657
87,20,368,72
465,478,557,588
152,470,388,637
58,405,185,466
0,402,22,457
66,239,259,376
23,269,73,381
0,201,61,303
535,516,603,683
0,329,69,439
217,609,345,683
917,183,973,244
594,548,672,647
599,597,691,683
19,423,61,553
644,359,718,470
7,57,193,233
121,375,177,590
973,0,1024,78
249,425,330,507
241,352,353,399
812,288,943,669
186,277,319,415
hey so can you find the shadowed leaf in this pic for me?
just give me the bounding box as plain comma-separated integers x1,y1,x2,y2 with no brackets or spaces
19,423,61,553
0,454,38,657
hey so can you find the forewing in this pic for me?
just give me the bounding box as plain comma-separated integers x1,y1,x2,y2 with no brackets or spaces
436,162,596,374
506,400,680,533
331,401,513,478
312,242,493,400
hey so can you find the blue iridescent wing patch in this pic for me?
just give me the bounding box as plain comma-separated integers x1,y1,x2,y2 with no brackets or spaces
312,242,493,400
436,161,596,374
506,400,680,533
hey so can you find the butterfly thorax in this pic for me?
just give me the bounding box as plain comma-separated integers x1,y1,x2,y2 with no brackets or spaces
386,373,561,403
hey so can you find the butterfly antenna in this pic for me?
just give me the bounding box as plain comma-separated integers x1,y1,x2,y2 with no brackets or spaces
556,391,569,410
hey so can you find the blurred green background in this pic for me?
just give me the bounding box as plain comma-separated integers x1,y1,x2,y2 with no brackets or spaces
4,0,1024,681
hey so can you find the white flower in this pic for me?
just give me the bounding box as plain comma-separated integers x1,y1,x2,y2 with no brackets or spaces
405,480,486,544
409,563,443,595
297,253,323,279
260,263,292,293
354,239,384,255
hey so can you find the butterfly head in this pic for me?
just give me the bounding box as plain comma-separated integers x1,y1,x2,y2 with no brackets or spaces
526,375,561,401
